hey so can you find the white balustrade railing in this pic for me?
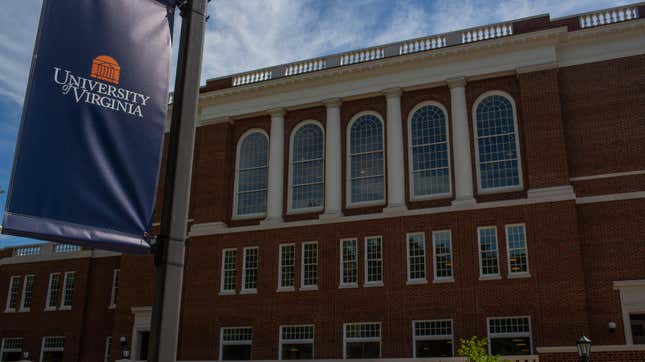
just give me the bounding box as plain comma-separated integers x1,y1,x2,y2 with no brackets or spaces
400,35,447,55
285,58,326,76
462,23,513,44
14,246,41,256
504,356,540,362
54,243,82,253
232,70,272,86
340,47,385,66
579,6,639,28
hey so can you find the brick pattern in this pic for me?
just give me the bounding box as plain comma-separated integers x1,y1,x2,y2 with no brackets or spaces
573,173,645,197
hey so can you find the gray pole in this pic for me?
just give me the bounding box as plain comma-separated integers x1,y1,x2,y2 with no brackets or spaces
149,1,206,362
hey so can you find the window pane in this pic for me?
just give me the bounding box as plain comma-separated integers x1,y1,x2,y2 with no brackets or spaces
48,274,61,308
350,115,383,154
479,228,499,276
342,240,358,285
243,249,258,290
238,168,268,192
506,225,528,274
41,351,64,362
292,124,323,162
2,351,22,361
416,340,453,358
480,160,520,189
239,133,268,168
292,184,323,209
62,273,75,307
237,132,268,216
407,234,426,280
292,159,323,185
411,105,447,145
237,191,267,215
222,250,237,291
22,275,35,309
413,169,450,196
490,337,531,355
282,343,313,360
366,238,382,283
351,177,384,203
412,144,449,170
630,314,645,344
302,243,318,287
346,342,380,359
351,152,384,178
222,345,251,360
279,245,295,288
349,115,384,204
7,277,20,310
433,231,453,279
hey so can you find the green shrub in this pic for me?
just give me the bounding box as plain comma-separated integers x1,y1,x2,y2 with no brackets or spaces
457,336,506,362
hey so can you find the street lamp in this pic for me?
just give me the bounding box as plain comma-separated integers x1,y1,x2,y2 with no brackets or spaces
576,336,592,362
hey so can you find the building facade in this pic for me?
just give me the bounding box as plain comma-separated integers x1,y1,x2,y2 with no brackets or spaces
2,4,645,362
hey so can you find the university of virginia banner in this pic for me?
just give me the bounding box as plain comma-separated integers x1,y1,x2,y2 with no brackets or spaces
2,0,176,253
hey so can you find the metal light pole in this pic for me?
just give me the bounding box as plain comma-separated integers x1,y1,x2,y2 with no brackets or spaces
576,336,592,362
148,1,207,362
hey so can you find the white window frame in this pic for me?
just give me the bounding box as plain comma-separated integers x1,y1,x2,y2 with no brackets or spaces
406,232,427,284
343,322,382,359
241,247,259,294
346,111,386,209
406,101,453,201
339,238,358,288
19,274,35,312
4,276,21,313
279,324,315,360
477,226,501,280
60,271,75,310
505,223,530,278
433,230,455,283
472,90,523,194
45,273,61,311
220,248,237,295
232,129,270,220
287,120,325,214
486,316,532,355
219,326,252,361
278,243,296,292
1,338,24,360
412,319,454,358
109,269,119,308
40,336,65,362
301,241,318,290
364,236,384,287
104,336,111,362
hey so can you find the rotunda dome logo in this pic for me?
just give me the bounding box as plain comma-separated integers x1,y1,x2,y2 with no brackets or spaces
91,55,120,84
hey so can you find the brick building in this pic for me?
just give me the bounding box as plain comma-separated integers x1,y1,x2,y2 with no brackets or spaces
2,3,645,362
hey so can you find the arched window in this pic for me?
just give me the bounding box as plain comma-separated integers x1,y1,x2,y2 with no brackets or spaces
234,131,269,217
408,103,451,199
347,112,385,205
289,121,324,211
473,92,522,191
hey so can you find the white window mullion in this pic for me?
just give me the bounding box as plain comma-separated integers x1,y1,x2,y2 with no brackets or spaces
241,247,258,294
301,242,318,290
60,271,75,309
19,274,35,311
505,224,530,278
433,230,454,283
478,226,500,280
220,248,237,295
406,233,427,284
364,236,383,286
278,244,295,291
340,239,358,288
45,273,61,311
4,276,21,312
109,269,119,308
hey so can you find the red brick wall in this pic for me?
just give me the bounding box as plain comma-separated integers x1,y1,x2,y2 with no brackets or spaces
560,54,645,178
573,173,645,197
177,201,588,360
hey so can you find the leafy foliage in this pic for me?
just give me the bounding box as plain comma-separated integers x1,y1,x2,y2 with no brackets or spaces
457,336,506,362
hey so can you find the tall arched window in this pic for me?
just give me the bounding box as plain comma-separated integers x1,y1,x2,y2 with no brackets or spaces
347,112,385,206
289,121,324,211
234,130,269,217
473,92,522,191
408,102,451,199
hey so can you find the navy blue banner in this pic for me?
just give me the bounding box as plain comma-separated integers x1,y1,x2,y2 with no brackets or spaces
2,0,175,254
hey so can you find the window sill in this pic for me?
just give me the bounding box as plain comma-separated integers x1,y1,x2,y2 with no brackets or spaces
108,304,116,310
4,309,15,313
219,290,236,296
410,192,453,202
477,185,523,195
18,308,30,313
339,283,358,289
277,287,295,293
433,278,455,284
479,275,502,281
287,206,323,215
363,281,384,288
59,306,72,311
346,200,386,209
300,285,318,291
240,289,257,295
508,273,531,279
231,213,266,221
406,279,428,285
44,307,57,312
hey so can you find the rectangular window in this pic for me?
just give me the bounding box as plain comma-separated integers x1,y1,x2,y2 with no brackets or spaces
220,249,237,294
630,314,645,345
478,227,500,278
46,273,61,310
20,275,35,311
280,325,314,360
1,338,23,361
364,236,383,285
433,230,454,281
5,276,21,312
505,224,529,276
60,272,75,309
41,336,65,362
278,244,295,290
301,242,318,289
242,247,258,293
344,322,381,359
104,336,111,362
413,320,453,357
406,233,426,283
110,269,119,307
220,327,252,360
340,239,358,287
487,317,532,355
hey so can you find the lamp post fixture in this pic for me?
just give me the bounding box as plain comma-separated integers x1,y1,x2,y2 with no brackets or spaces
576,336,592,362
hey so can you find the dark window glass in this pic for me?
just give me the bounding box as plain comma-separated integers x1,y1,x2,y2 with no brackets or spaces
138,331,150,361
281,343,313,360
222,345,251,360
2,351,22,362
41,351,64,362
346,341,380,359
631,314,645,344
490,337,531,355
416,340,453,357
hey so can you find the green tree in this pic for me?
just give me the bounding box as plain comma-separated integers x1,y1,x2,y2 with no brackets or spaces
457,336,506,362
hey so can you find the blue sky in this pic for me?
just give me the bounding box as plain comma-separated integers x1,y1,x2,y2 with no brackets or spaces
0,0,630,248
